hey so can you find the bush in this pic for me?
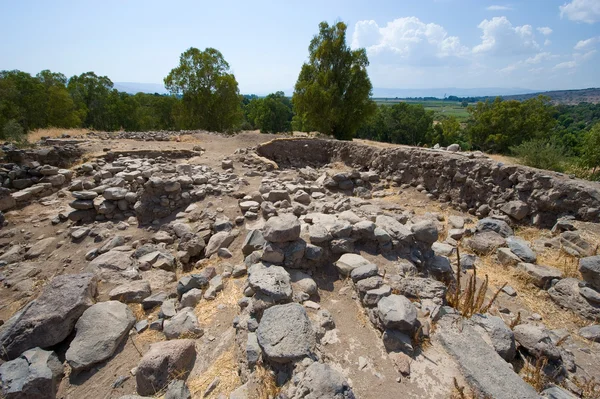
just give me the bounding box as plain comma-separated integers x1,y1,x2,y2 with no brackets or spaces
1,119,26,142
511,138,568,172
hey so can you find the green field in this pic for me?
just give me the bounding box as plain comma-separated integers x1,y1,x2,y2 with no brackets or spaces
373,98,471,122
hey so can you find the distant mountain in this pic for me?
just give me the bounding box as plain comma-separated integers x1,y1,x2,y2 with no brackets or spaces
114,82,168,94
501,88,600,105
371,87,537,98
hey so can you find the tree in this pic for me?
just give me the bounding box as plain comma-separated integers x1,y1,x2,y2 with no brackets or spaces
67,72,114,129
580,122,600,174
292,21,376,140
164,47,243,132
247,92,293,133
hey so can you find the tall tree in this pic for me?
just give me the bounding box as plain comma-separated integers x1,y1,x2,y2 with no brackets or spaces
67,72,114,129
247,91,293,133
164,47,243,132
292,21,376,140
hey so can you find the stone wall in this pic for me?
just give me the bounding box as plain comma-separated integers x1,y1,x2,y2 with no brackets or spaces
257,138,600,226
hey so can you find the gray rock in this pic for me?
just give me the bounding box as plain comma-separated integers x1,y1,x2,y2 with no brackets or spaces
87,250,135,280
460,253,479,269
500,201,529,221
432,242,455,257
560,231,596,257
506,236,537,263
135,339,196,396
411,220,438,244
350,263,378,282
382,329,413,354
0,347,63,399
363,285,392,307
471,313,516,361
377,294,418,332
548,278,600,320
0,273,97,360
248,263,292,302
256,303,315,363
109,280,152,303
309,224,333,244
579,256,600,291
246,332,261,368
142,291,168,310
159,299,178,319
447,143,460,152
262,214,301,243
205,231,234,257
163,308,203,339
180,288,203,308
392,277,446,303
477,218,514,238
289,270,318,296
334,253,371,276
287,362,355,399
541,386,578,399
517,263,562,289
24,237,55,259
513,324,561,361
65,301,136,371
448,215,465,229
579,324,600,342
103,187,128,200
497,248,521,266
437,315,539,399
465,231,506,255
176,268,215,296
165,380,191,399
375,215,413,244
242,230,266,256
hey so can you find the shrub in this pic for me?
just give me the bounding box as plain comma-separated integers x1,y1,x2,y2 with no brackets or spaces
1,119,26,142
511,138,567,173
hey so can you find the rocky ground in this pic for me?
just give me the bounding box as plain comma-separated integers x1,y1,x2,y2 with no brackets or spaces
0,130,599,399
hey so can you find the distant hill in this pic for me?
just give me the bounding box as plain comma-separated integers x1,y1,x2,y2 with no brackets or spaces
500,88,600,105
113,82,168,94
371,87,537,98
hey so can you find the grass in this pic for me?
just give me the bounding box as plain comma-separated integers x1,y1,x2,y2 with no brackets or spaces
520,356,549,392
27,127,91,143
187,347,240,398
194,279,244,324
373,99,471,122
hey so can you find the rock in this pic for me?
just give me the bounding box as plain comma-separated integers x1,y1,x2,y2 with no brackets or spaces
176,268,215,296
247,263,292,302
287,362,355,399
375,215,413,244
500,201,529,221
506,236,537,263
459,253,478,269
411,220,438,244
471,313,516,361
548,278,600,320
163,308,203,339
103,187,128,200
289,270,317,296
242,230,266,256
447,143,460,152
560,231,596,257
448,215,465,229
334,253,371,276
541,386,579,399
222,159,234,169
0,348,63,399
382,329,413,354
262,214,301,243
432,242,455,256
256,303,315,363
377,294,418,332
579,256,600,291
24,237,55,259
204,231,234,257
165,380,191,399
477,218,513,238
392,277,446,303
109,281,152,303
0,273,97,360
513,324,561,361
350,263,378,282
496,248,521,266
579,325,600,342
159,299,178,319
142,291,168,310
135,339,196,396
516,263,562,289
465,231,506,255
87,250,135,280
363,285,392,307
309,224,333,244
65,301,135,371
437,315,539,399
180,288,203,308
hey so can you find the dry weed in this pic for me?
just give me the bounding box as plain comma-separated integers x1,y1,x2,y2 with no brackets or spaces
187,347,240,398
194,280,243,324
571,376,600,399
255,363,280,399
27,127,90,142
168,134,199,143
127,303,147,321
132,328,165,347
521,356,548,392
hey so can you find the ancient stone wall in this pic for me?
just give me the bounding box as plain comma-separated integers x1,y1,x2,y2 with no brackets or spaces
257,138,600,226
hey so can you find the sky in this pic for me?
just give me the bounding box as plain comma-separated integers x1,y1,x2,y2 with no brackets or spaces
1,0,599,94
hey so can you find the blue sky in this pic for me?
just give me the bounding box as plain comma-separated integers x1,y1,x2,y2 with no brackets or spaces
1,0,599,94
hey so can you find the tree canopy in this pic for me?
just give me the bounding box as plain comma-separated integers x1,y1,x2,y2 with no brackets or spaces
164,47,243,132
246,91,293,133
292,21,376,140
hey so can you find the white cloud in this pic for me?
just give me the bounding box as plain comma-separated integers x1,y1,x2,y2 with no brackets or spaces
537,27,553,35
574,36,600,50
473,17,539,55
525,52,554,64
560,0,600,24
351,17,468,66
577,49,597,60
544,39,552,46
487,5,513,11
553,61,577,69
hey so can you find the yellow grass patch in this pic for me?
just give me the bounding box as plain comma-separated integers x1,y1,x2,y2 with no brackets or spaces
132,328,165,347
27,127,90,142
128,303,147,321
194,280,244,324
187,347,240,398
255,363,280,399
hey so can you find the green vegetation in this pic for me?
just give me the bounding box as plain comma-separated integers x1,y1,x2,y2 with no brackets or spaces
374,99,470,122
292,21,376,140
245,91,293,133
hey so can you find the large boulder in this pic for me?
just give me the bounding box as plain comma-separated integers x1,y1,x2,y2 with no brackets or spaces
513,324,561,361
516,263,562,289
391,277,446,303
477,218,513,238
242,230,266,256
0,348,63,399
0,273,97,360
506,236,537,263
579,256,600,291
87,250,137,281
375,215,413,244
377,294,418,332
204,232,234,257
65,301,136,371
548,278,600,320
471,313,516,361
247,263,292,302
109,280,152,303
256,303,315,363
500,201,529,221
411,220,438,244
465,231,506,255
136,339,196,396
334,254,371,276
262,214,301,243
286,362,355,399
163,308,203,339
560,231,596,257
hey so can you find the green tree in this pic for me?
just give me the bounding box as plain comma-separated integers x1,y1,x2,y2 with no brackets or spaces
164,47,243,132
37,70,81,128
580,122,600,174
67,72,114,129
292,21,376,140
247,92,293,133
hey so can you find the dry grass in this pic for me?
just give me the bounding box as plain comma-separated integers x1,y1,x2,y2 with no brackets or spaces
520,356,549,392
133,328,165,347
571,376,600,399
194,280,243,324
187,347,240,398
255,363,280,399
128,303,147,321
27,127,90,142
168,134,200,143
